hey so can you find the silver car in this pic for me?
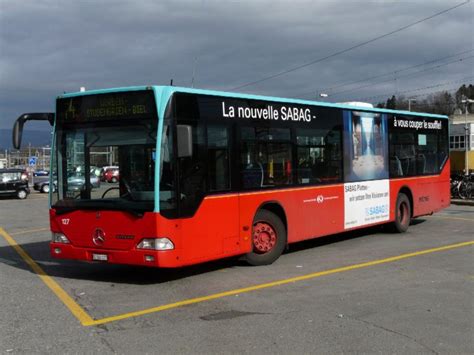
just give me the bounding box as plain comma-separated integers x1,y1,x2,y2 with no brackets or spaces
35,174,100,193
67,173,101,191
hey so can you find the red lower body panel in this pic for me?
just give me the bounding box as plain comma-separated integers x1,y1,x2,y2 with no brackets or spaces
49,164,450,268
50,242,180,267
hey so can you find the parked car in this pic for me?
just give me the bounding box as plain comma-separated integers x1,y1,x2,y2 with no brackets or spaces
0,168,30,199
34,173,100,193
33,170,49,177
33,176,54,193
68,173,101,191
100,166,119,182
104,167,120,183
90,166,102,178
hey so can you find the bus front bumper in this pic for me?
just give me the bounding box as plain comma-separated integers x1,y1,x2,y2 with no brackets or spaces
50,242,181,268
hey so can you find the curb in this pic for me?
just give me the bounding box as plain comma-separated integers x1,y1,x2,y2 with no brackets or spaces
451,199,474,206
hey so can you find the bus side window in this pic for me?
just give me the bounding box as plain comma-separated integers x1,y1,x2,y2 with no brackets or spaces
240,127,292,188
207,125,230,191
241,141,264,188
437,124,448,171
296,128,342,184
178,123,207,216
389,117,447,177
390,131,416,177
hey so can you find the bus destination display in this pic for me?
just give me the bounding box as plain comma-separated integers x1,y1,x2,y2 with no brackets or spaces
57,91,156,123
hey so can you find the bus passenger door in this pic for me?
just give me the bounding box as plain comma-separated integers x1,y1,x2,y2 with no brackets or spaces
178,123,240,262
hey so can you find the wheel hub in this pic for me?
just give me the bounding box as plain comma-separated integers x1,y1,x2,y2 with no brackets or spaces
252,222,277,253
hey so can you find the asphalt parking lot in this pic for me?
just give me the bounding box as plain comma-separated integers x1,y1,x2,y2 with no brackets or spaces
0,191,473,354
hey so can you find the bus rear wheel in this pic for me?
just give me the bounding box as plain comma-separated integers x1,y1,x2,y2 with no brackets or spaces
245,210,286,266
391,193,411,233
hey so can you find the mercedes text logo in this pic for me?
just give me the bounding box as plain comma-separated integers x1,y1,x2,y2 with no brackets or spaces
92,228,106,246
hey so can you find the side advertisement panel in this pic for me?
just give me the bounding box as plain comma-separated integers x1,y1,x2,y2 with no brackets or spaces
344,179,390,229
343,109,390,229
343,110,389,182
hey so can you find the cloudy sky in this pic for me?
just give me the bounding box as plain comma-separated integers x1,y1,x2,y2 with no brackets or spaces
0,0,472,130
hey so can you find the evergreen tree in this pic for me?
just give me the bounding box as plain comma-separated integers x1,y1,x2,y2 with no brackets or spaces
455,84,474,112
378,84,472,114
386,95,397,109
430,91,455,115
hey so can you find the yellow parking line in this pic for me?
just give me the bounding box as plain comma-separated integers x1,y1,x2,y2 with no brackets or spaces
1,225,472,327
0,227,94,326
10,227,50,236
88,240,474,327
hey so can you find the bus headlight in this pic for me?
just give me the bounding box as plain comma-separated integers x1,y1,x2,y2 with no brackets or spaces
52,232,70,244
137,238,174,250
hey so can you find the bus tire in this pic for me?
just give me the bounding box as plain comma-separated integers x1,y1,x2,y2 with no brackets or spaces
390,193,411,233
245,209,286,266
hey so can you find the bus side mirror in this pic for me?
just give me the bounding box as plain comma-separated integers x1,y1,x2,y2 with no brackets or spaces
12,119,25,150
177,125,193,158
11,113,55,149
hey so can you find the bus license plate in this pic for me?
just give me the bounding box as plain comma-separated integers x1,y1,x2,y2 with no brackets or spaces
92,253,108,261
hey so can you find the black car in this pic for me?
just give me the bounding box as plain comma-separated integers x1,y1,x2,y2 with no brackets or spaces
0,169,30,199
33,170,49,177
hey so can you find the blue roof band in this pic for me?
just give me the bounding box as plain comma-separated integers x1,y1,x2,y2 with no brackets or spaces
60,85,448,120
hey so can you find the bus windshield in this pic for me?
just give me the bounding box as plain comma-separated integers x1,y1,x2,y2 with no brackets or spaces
52,123,156,213
52,121,157,215
51,90,158,215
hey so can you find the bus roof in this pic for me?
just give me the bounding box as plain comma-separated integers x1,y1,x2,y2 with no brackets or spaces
58,85,448,120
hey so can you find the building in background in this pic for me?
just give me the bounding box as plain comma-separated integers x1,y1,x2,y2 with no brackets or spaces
449,111,474,174
0,145,117,174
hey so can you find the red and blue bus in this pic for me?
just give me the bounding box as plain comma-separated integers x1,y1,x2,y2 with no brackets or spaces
13,86,450,267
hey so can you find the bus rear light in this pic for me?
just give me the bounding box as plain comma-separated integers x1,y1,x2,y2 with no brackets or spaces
52,232,70,244
137,238,174,251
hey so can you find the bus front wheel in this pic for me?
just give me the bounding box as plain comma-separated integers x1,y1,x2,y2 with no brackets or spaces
391,193,411,233
245,210,286,266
